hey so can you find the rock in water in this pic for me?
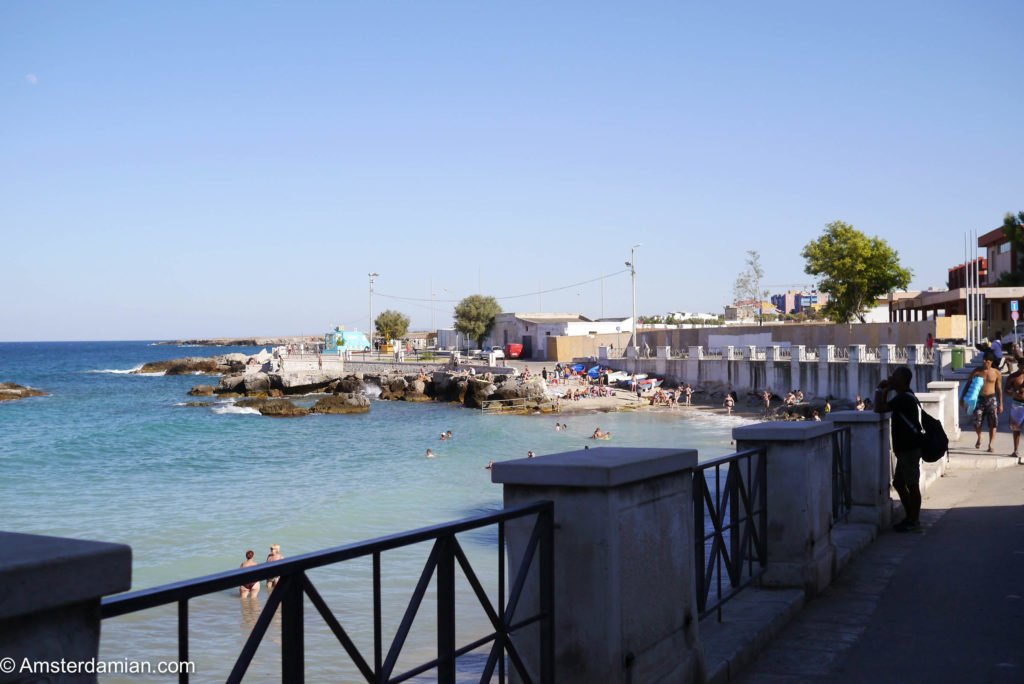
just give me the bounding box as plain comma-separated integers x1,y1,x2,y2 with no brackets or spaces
188,385,215,396
243,372,271,393
465,378,497,408
218,374,246,393
311,393,371,414
138,357,224,375
0,382,47,402
405,378,432,402
235,397,308,417
336,375,364,394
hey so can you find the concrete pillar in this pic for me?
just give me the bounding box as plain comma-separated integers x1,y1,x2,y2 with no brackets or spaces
916,392,944,426
686,346,701,385
791,345,805,394
0,532,132,680
824,411,893,528
735,347,751,393
656,346,669,376
817,345,831,398
765,346,779,391
927,380,961,440
732,422,837,597
847,345,864,400
492,448,702,684
907,344,924,368
880,344,895,379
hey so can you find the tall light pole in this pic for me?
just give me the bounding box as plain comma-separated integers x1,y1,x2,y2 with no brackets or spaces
626,243,641,376
368,272,379,350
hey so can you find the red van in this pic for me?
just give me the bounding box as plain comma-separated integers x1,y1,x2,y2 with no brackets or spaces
504,343,523,359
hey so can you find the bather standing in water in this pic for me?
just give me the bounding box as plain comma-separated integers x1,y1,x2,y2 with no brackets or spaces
266,544,283,592
239,549,260,597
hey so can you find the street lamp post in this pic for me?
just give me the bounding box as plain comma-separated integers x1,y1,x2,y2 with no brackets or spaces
626,243,641,379
368,272,379,352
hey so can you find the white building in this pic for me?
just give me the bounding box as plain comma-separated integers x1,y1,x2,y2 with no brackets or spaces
487,313,633,360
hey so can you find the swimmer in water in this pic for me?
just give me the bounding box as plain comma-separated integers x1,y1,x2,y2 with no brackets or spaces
527,450,536,458
446,430,453,439
426,448,435,458
440,432,446,441
484,460,494,470
592,428,606,439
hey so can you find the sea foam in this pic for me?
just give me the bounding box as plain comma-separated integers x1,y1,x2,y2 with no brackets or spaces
211,404,261,416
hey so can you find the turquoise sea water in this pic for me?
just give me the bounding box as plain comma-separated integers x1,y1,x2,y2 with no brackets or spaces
0,341,750,682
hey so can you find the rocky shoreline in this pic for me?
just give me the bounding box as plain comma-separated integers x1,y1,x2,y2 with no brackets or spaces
0,382,47,402
142,353,853,421
150,354,552,418
154,336,321,347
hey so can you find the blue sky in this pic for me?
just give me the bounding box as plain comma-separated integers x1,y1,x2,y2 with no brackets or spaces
3,1,1021,341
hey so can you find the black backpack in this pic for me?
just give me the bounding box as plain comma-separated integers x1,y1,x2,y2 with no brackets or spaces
897,396,949,463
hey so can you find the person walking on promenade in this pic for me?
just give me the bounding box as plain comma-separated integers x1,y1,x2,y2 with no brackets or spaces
1006,364,1024,462
239,550,260,597
961,352,1003,452
874,366,922,532
761,389,772,418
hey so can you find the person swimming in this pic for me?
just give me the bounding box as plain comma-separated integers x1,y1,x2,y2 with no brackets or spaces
426,448,435,458
527,450,536,458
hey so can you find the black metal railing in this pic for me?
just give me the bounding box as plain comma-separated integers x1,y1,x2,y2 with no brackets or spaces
101,502,555,684
692,447,768,621
831,425,853,523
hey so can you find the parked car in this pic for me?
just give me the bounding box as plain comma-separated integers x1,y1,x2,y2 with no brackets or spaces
482,346,505,359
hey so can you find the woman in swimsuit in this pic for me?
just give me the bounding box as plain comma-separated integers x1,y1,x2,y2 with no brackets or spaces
240,549,260,597
266,544,284,591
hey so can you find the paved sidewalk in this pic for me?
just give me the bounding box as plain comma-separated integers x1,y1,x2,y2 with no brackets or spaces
737,419,1024,683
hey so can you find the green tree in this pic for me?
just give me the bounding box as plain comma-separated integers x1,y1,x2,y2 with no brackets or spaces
453,295,502,346
734,250,768,326
374,309,410,342
995,211,1024,285
801,221,912,323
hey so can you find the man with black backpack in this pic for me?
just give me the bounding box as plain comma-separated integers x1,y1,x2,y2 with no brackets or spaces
874,366,922,532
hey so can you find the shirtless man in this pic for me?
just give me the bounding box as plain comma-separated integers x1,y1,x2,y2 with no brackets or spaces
239,549,260,597
961,352,1003,452
1006,364,1024,462
724,394,735,415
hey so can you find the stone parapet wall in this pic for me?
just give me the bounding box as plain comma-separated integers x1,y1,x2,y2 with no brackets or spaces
595,344,938,400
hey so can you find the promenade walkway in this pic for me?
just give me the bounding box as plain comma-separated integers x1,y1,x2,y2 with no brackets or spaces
736,414,1024,684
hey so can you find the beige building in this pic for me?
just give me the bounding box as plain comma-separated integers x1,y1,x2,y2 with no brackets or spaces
487,313,632,361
